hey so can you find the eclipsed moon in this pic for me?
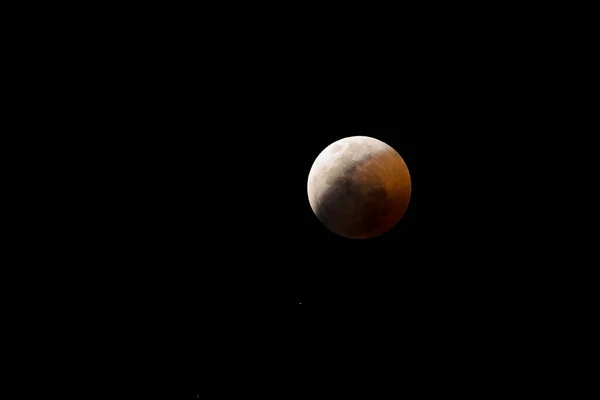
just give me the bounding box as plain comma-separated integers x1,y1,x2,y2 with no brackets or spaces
307,136,411,239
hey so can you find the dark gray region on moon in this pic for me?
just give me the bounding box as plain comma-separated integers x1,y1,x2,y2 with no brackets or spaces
313,148,392,238
315,177,391,238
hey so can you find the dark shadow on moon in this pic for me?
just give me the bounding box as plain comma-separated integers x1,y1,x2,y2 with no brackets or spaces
314,172,393,239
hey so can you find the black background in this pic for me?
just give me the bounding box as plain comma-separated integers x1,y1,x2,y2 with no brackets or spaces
97,48,426,315
122,125,418,312
73,19,491,394
127,124,422,394
26,6,573,397
81,31,433,390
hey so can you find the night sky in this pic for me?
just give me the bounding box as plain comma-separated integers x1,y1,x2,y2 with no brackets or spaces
99,22,422,320
142,130,419,396
109,101,422,398
127,130,417,311
114,124,418,318
78,11,557,396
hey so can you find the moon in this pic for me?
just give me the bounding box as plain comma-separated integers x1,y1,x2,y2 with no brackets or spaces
307,136,411,239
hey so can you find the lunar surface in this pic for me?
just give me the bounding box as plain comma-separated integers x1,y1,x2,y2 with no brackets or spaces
307,136,411,239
